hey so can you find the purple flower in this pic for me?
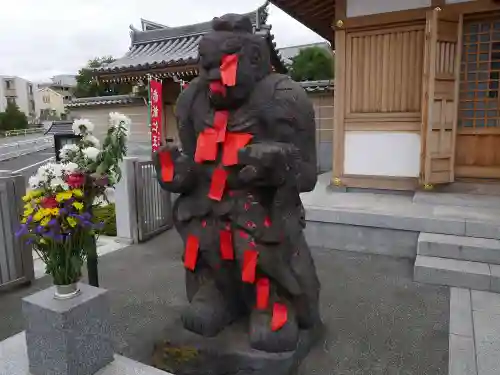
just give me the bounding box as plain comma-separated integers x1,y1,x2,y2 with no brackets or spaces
15,224,28,238
26,238,35,245
35,225,45,234
48,219,58,227
26,215,33,224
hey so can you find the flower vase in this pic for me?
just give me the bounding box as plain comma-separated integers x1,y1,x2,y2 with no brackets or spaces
54,282,81,300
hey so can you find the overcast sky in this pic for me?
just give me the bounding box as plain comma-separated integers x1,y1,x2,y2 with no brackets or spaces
0,0,323,83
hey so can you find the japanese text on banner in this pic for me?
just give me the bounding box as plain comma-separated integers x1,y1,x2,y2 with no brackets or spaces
150,79,163,152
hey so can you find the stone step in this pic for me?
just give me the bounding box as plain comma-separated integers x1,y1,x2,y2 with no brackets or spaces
414,255,500,292
413,192,500,210
418,233,500,265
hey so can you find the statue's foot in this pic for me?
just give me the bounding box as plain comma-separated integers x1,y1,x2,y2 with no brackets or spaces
181,281,238,337
249,307,299,353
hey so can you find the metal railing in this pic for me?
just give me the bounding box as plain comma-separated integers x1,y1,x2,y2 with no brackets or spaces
134,160,173,242
0,172,34,291
0,128,44,138
0,137,54,162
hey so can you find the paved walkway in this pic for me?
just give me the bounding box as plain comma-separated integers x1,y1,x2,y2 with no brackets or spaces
449,288,500,375
0,231,450,374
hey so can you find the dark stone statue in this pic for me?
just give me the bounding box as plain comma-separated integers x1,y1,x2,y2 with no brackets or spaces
153,12,322,374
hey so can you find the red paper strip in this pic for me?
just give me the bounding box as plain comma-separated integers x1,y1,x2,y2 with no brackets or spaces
222,133,253,166
239,230,249,239
256,278,270,310
220,55,238,87
159,152,174,182
184,235,199,271
271,303,288,331
194,129,218,163
264,216,271,228
214,111,229,143
208,168,228,201
219,230,234,260
242,250,258,284
150,79,163,152
210,81,226,96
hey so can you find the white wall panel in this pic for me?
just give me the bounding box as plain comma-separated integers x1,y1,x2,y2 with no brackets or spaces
344,132,421,177
347,0,431,17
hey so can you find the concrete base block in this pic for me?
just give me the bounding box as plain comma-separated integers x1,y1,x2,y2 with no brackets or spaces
414,256,491,291
0,332,171,375
305,221,418,258
22,283,114,375
151,319,323,375
449,334,477,375
490,265,500,293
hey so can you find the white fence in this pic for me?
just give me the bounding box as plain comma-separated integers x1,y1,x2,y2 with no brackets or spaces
0,128,44,138
114,157,173,243
0,172,34,291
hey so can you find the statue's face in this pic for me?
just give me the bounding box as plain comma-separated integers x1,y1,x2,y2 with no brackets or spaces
199,30,271,109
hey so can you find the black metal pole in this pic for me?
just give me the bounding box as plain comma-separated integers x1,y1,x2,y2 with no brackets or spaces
87,235,99,287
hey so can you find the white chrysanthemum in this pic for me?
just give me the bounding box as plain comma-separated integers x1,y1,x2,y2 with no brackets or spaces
50,177,67,189
51,163,64,178
72,118,95,135
82,147,100,160
37,163,55,181
61,162,78,173
59,144,79,160
83,134,100,148
28,175,41,189
109,112,131,133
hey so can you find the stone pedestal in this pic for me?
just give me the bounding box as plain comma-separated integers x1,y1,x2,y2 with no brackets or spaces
152,319,324,375
22,283,114,375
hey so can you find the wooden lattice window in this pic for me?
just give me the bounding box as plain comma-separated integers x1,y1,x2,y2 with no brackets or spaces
459,19,500,128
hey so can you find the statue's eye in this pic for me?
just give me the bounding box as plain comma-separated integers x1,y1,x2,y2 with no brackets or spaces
221,37,241,54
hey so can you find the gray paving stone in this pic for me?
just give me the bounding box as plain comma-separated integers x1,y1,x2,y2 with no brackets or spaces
490,265,500,293
450,288,473,337
418,233,500,264
304,221,418,258
414,256,491,291
414,192,500,210
449,334,477,375
306,206,466,235
471,291,500,313
466,221,500,240
473,310,500,344
476,340,500,375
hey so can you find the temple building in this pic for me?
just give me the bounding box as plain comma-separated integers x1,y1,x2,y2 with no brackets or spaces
272,0,500,190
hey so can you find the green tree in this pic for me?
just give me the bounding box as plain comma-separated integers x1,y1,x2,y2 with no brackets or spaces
74,56,132,98
0,102,28,131
288,46,334,82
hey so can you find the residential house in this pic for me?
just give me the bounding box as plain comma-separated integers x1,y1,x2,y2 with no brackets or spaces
0,76,36,122
271,0,500,191
38,75,77,104
35,87,66,121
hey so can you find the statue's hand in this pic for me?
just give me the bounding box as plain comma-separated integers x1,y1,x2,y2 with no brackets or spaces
152,144,196,193
237,142,295,185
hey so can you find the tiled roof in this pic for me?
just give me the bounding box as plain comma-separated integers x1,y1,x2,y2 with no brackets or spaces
44,121,74,135
300,80,334,93
94,2,286,76
279,42,332,65
66,94,142,108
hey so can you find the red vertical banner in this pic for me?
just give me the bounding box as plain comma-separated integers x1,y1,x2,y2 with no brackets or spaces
150,79,163,152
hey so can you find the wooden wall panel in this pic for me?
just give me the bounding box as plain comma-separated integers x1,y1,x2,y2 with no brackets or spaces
346,25,425,115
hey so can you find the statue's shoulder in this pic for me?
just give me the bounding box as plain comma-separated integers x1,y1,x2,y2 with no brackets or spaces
176,78,203,120
258,74,309,100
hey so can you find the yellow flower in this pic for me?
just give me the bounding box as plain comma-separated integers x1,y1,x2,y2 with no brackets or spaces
50,208,60,216
56,191,73,202
21,218,27,224
67,217,77,228
33,210,44,222
40,238,47,245
41,217,51,226
72,189,83,198
22,193,32,202
73,202,84,211
23,207,34,217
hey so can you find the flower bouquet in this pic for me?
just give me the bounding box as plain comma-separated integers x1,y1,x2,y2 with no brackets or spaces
17,112,130,298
